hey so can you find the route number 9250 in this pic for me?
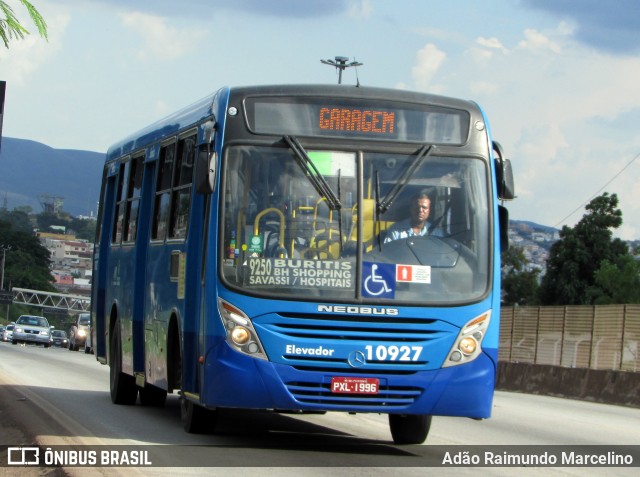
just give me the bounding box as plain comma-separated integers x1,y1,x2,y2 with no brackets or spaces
365,345,423,362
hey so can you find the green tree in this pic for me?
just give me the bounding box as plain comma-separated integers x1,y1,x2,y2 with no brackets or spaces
36,210,62,232
0,218,54,291
501,245,540,306
1,0,47,48
0,208,32,233
587,255,640,304
69,216,97,241
539,192,630,305
35,211,96,241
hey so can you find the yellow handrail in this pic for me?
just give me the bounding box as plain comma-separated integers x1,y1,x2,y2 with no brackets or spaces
253,208,285,248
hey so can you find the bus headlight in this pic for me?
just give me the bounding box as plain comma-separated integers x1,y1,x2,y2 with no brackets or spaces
459,336,477,355
230,326,251,345
218,298,268,360
442,311,490,368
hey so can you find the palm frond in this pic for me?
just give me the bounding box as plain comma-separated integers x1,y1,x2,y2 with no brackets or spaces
19,0,48,40
0,0,48,48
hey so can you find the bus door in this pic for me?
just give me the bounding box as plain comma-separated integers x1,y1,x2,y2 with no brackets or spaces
182,130,217,396
130,153,152,378
93,164,118,360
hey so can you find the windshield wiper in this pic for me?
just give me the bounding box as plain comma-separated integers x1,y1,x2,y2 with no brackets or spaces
284,136,342,211
377,144,435,215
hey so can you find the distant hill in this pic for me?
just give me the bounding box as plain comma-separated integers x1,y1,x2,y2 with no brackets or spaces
511,220,559,235
0,137,104,217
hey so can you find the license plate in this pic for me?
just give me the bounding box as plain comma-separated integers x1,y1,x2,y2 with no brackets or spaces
331,377,379,394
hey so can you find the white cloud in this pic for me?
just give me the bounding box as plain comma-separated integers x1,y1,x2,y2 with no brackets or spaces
518,28,562,54
467,37,508,67
440,22,640,239
118,11,206,60
497,41,640,238
477,36,508,52
411,43,446,91
0,12,69,85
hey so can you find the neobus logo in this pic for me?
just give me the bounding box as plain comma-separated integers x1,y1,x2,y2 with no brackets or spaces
317,305,399,316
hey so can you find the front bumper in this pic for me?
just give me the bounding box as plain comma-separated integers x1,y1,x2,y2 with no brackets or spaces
13,331,50,345
200,341,496,418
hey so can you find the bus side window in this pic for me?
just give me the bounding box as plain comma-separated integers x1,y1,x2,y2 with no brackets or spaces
169,134,196,239
124,154,144,242
152,141,176,241
112,159,130,244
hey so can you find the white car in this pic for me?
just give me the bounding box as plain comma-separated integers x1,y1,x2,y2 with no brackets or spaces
2,324,15,342
12,315,51,347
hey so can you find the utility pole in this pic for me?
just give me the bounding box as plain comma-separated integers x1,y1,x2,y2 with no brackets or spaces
1,245,11,290
0,246,12,321
321,56,363,84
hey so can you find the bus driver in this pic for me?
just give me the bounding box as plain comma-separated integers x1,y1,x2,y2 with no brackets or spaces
384,190,444,243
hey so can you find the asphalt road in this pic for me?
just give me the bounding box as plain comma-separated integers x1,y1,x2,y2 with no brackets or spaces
1,341,639,476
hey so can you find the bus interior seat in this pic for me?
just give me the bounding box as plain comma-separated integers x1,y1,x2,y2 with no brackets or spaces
345,199,391,253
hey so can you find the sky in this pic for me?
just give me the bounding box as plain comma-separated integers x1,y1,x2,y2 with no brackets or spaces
2,0,640,239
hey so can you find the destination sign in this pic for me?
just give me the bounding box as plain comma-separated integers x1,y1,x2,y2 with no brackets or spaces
246,257,353,289
245,96,469,144
318,107,395,134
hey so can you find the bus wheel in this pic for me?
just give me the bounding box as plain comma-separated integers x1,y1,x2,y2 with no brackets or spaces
109,320,138,405
139,383,167,407
389,414,432,445
180,397,217,434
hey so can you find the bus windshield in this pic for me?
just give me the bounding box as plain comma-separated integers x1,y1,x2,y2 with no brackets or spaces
221,144,490,304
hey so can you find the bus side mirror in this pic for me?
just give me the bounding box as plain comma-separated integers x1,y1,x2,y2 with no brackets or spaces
195,147,217,194
196,120,217,194
493,141,515,200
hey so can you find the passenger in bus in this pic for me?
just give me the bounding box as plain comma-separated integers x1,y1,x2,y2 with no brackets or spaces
384,189,444,243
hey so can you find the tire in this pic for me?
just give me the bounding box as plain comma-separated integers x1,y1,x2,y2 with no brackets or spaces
139,383,167,407
389,414,432,445
180,397,217,434
109,320,138,405
12,340,17,345
84,345,92,354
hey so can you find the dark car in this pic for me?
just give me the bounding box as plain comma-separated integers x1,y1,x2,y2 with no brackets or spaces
68,313,90,351
12,315,51,347
50,329,69,348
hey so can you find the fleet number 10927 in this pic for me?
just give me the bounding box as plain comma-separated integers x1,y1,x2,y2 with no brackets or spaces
364,345,423,362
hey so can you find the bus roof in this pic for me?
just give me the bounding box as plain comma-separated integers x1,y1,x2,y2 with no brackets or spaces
106,89,222,160
105,84,480,161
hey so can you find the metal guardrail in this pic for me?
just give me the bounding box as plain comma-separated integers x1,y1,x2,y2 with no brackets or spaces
500,305,640,372
10,287,90,312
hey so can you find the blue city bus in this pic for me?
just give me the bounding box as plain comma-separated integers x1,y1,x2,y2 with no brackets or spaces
91,84,514,444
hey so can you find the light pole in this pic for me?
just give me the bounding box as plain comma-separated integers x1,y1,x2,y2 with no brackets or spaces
1,245,11,290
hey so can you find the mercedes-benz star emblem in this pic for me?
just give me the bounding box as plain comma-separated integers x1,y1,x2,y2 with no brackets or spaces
347,350,366,368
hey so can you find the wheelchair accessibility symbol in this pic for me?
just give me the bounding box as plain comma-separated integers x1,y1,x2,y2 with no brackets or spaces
362,262,395,298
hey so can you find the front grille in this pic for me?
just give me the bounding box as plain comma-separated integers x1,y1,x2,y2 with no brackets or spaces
266,313,446,343
286,381,423,407
258,311,457,372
